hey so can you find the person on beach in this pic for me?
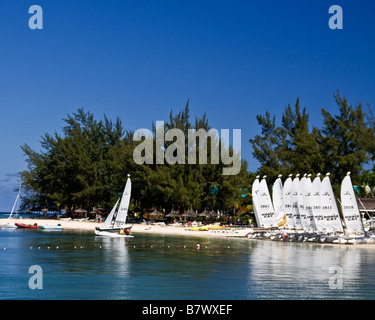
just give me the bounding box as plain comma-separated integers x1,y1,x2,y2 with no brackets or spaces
283,228,288,240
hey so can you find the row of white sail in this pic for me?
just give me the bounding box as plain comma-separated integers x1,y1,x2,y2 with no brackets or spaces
252,172,364,234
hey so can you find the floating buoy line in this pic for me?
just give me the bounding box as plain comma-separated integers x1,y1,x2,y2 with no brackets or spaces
0,243,238,252
1,241,335,252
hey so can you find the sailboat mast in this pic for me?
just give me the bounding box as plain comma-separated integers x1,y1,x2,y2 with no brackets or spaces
9,183,21,220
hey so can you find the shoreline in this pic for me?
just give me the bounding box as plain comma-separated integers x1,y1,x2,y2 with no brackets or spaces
3,218,375,249
3,218,251,239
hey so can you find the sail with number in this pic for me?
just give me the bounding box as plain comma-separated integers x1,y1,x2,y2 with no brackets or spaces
298,174,310,231
258,176,277,228
311,174,325,232
290,175,303,229
252,176,262,227
340,172,364,234
113,175,132,228
302,174,317,232
282,175,293,227
320,173,344,233
272,175,286,227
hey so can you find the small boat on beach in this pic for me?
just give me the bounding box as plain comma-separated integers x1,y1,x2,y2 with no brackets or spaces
39,224,63,231
15,223,39,229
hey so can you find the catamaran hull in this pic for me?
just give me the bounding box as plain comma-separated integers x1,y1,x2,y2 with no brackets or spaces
94,230,134,238
39,225,63,231
1,223,17,228
96,225,133,232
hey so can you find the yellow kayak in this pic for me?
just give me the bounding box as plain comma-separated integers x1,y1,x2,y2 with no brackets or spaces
188,225,227,231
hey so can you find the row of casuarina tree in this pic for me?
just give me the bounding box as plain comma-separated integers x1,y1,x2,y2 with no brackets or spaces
20,91,375,217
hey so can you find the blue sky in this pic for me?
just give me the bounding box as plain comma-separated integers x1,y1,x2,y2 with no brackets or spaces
0,0,374,211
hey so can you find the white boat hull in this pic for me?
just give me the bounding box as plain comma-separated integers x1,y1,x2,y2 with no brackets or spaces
95,230,134,238
96,224,133,232
1,222,17,228
39,225,63,231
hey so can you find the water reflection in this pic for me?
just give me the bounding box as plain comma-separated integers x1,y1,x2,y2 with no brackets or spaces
248,240,375,299
1,229,375,299
95,237,130,276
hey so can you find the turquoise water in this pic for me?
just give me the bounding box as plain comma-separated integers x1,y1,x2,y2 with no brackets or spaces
1,228,375,300
0,213,31,219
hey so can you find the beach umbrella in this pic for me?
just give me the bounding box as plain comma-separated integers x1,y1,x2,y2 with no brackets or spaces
209,210,218,218
73,207,88,218
149,210,164,217
165,210,180,217
198,210,211,217
182,210,197,218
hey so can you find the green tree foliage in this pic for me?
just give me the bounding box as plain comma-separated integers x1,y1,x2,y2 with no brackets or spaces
250,91,375,193
20,103,251,215
320,91,373,185
134,100,251,214
249,97,324,179
21,108,133,211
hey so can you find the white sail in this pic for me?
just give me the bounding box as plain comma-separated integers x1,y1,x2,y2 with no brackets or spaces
340,172,364,234
251,176,262,227
311,174,325,232
282,175,293,227
298,175,310,231
320,173,344,233
2,183,21,228
290,175,303,229
9,183,21,220
102,198,120,229
258,177,277,228
302,175,317,232
9,193,20,220
272,175,286,227
113,176,131,228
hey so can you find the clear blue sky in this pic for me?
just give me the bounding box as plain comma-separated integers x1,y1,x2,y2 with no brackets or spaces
0,0,374,211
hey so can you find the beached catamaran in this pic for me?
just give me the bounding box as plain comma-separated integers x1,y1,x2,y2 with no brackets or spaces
272,175,286,227
250,172,375,244
339,172,366,243
255,176,277,228
282,174,293,226
95,175,133,237
251,176,262,227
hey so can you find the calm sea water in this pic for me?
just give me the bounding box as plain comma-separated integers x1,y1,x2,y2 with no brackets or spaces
1,227,375,300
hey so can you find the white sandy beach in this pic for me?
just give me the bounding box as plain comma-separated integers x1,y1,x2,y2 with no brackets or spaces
6,218,251,238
